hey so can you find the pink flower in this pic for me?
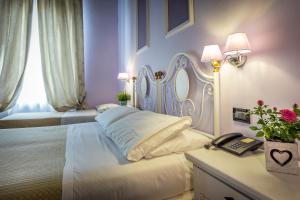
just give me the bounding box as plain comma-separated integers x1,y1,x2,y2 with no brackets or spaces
257,100,264,106
280,109,297,123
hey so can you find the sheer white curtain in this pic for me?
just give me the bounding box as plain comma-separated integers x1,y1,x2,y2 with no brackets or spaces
12,0,52,113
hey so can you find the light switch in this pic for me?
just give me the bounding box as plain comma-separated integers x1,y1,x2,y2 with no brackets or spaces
233,108,250,124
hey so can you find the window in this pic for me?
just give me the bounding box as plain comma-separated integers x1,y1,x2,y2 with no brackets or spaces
12,0,52,113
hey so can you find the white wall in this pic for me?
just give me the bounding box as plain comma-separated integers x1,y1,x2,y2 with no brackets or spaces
118,0,300,138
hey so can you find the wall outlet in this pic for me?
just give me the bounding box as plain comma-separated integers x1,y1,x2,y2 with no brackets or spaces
233,108,250,124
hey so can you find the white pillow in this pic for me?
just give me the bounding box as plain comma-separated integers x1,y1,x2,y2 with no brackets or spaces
105,111,192,161
95,106,138,129
144,128,212,159
96,103,119,113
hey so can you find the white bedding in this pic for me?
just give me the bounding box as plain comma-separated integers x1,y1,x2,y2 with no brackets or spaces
106,111,192,161
145,128,212,159
63,122,193,200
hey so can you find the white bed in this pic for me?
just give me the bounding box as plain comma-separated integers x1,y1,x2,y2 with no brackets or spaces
0,109,97,128
60,97,212,199
0,52,216,200
63,122,193,200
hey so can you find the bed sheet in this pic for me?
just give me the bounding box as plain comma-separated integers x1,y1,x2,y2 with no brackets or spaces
63,122,193,200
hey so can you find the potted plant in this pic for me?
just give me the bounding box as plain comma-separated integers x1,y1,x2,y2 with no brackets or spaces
117,91,131,106
249,100,300,175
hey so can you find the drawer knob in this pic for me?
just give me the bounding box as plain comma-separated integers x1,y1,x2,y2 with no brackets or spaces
224,197,234,200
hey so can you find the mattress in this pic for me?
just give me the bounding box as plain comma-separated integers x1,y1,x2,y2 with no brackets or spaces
0,125,67,200
0,110,97,128
63,122,193,200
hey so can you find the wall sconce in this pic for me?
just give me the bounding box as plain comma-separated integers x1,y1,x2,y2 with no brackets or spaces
224,32,251,68
200,33,251,137
201,32,251,69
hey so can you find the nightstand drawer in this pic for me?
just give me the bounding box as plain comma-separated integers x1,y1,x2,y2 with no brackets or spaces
193,165,250,200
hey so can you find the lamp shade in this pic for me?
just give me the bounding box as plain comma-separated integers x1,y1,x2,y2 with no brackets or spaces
201,45,223,62
224,33,251,56
117,73,129,80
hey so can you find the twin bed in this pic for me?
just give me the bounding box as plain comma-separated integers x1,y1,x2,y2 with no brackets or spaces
0,53,216,200
0,109,97,129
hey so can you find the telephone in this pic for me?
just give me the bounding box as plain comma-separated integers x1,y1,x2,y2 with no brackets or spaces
209,133,263,156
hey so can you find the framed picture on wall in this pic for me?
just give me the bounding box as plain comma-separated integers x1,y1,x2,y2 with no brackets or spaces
136,0,149,53
165,0,194,38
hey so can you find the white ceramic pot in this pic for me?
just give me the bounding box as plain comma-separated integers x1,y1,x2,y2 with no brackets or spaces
264,140,298,175
119,101,127,106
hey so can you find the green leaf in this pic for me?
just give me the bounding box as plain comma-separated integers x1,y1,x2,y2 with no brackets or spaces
263,127,271,133
256,131,264,137
257,119,265,125
295,109,300,117
250,126,259,131
267,109,272,113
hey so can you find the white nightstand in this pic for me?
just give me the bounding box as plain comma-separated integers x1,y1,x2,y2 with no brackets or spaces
185,148,300,200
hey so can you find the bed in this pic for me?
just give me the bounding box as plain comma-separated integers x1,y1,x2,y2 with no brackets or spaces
0,113,211,200
0,52,216,200
0,109,97,129
63,121,200,200
0,125,67,199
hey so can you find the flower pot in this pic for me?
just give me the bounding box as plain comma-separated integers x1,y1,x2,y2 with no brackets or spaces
119,101,127,106
264,140,298,175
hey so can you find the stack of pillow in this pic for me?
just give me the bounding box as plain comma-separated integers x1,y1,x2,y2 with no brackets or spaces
95,106,211,161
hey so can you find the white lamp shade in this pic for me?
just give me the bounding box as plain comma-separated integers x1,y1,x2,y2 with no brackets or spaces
117,73,129,80
224,33,251,56
201,45,223,62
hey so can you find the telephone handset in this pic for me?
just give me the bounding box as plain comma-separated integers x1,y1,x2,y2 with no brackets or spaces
208,132,263,156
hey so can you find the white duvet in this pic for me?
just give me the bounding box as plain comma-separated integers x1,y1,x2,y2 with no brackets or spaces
62,122,193,200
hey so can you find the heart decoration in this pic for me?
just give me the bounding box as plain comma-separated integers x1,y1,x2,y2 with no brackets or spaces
270,149,293,167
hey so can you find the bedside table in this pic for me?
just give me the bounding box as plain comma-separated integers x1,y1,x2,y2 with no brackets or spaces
185,148,300,200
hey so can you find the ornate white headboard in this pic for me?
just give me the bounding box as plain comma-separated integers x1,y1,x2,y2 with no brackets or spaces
136,52,215,135
136,65,158,112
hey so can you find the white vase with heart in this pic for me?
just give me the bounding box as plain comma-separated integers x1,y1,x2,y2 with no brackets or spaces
265,140,298,175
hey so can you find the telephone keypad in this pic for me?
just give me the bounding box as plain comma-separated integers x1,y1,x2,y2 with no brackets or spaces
229,142,247,150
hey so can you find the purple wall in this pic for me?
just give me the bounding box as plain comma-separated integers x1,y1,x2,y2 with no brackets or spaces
119,0,300,137
83,0,118,107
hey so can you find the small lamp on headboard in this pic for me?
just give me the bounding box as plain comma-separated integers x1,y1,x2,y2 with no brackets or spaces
117,73,129,81
117,72,137,107
201,45,222,137
201,45,223,72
